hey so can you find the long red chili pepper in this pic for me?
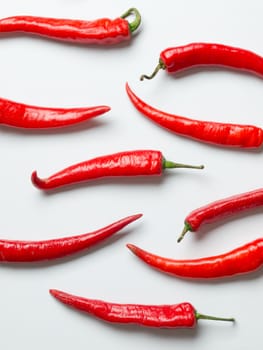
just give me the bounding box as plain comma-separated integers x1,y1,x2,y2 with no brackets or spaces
127,238,263,279
0,8,141,45
50,289,234,327
126,83,263,148
140,42,263,80
31,150,204,191
0,214,141,262
178,188,263,242
0,97,110,129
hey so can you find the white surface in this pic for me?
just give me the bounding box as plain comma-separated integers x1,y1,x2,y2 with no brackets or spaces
1,0,263,349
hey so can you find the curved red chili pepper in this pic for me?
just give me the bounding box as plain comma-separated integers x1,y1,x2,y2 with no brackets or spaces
0,8,141,45
50,289,234,327
178,188,263,242
0,214,141,262
31,150,204,191
140,42,263,80
127,238,263,279
0,97,110,129
126,83,263,148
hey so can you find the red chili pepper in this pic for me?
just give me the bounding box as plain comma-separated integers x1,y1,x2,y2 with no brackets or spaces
126,83,263,148
0,97,110,129
0,214,141,262
140,42,263,80
127,238,263,279
31,150,204,191
178,188,263,242
0,8,141,45
50,289,234,327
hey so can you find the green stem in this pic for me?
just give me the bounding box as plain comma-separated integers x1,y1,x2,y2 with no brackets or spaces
121,8,141,33
163,159,204,170
140,59,166,81
196,311,235,323
177,222,192,243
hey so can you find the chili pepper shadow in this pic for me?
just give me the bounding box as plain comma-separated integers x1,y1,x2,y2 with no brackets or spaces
39,171,202,196
172,267,263,286
0,118,110,136
103,321,200,340
0,230,134,270
179,134,263,153
166,66,263,83
0,32,139,50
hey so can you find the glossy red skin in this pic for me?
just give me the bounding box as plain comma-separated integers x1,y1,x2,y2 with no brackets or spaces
0,214,141,262
31,150,163,190
126,83,263,148
0,97,110,129
0,16,131,44
160,43,263,75
127,239,263,279
186,188,263,232
50,289,196,328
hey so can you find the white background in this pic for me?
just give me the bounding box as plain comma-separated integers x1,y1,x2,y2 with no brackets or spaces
0,1,263,349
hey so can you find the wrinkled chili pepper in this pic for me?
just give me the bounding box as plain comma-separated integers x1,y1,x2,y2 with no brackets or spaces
0,8,141,45
127,238,263,279
140,42,263,80
0,214,141,262
50,289,234,327
0,97,110,129
126,83,263,148
31,150,204,191
178,188,263,242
